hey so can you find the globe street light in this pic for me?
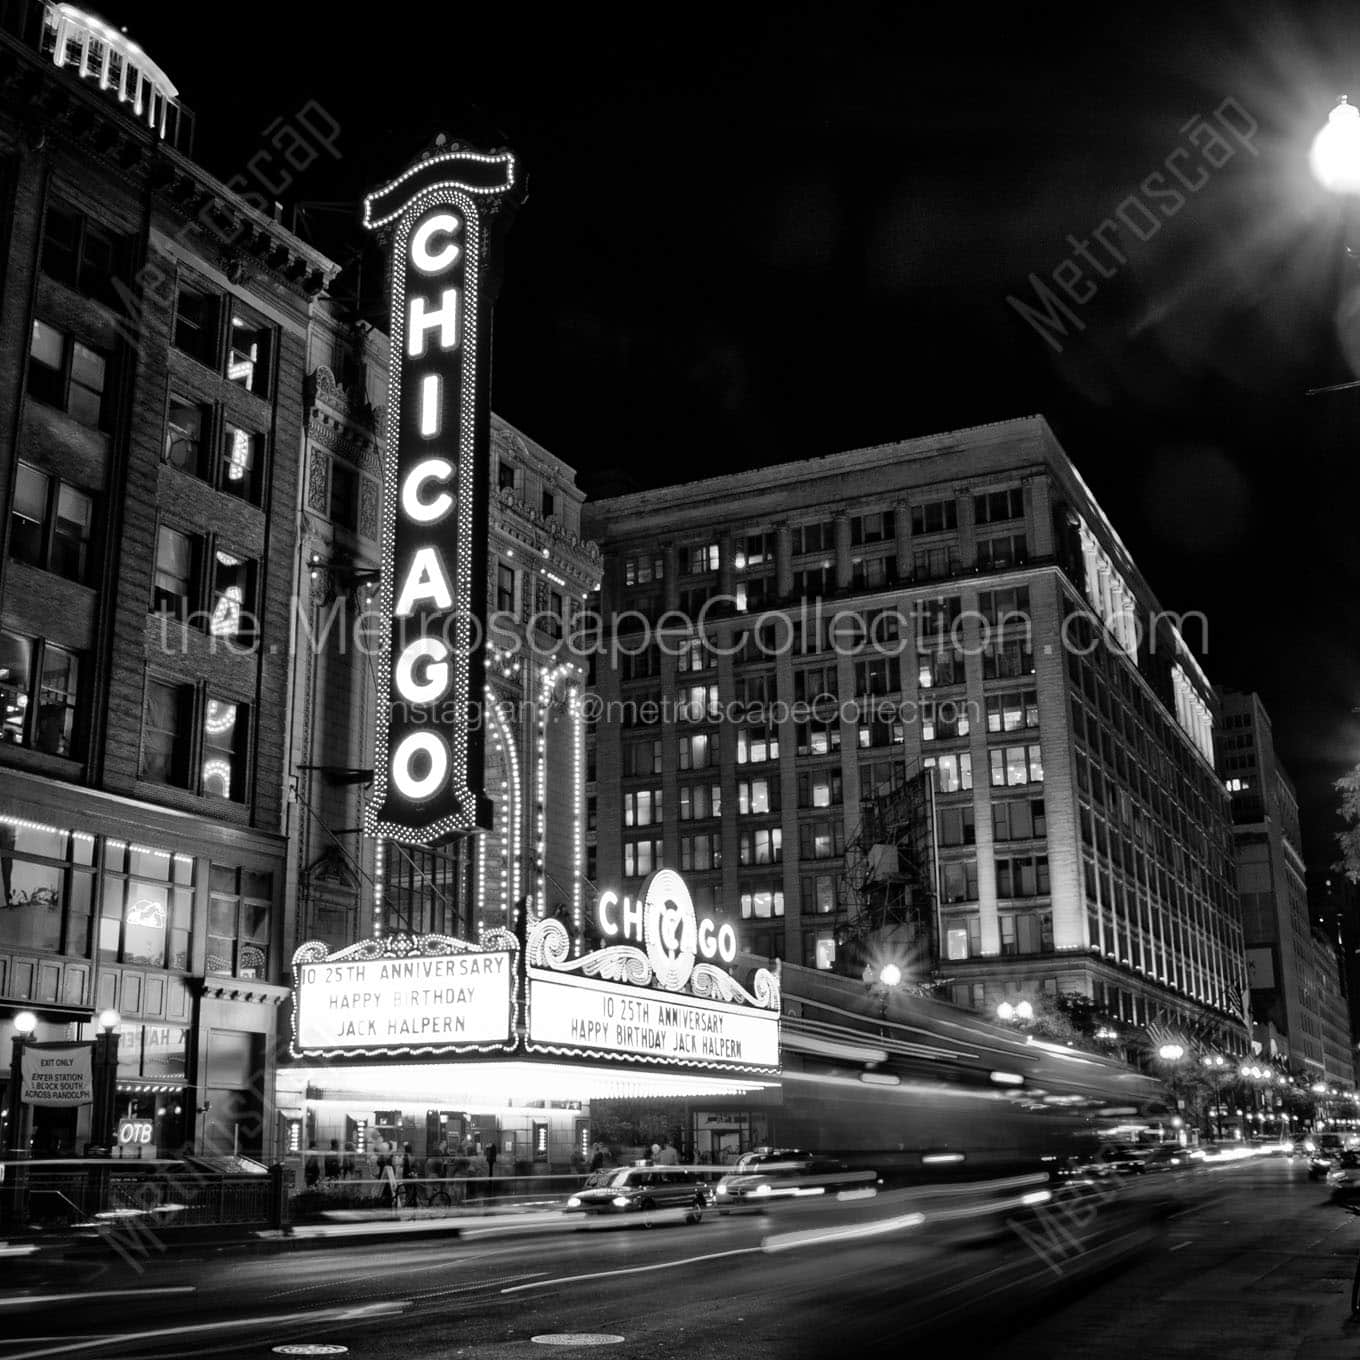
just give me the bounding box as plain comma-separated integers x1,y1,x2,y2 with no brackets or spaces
12,1011,36,1036
1158,1043,1185,1062
878,964,902,989
1311,96,1360,195
1202,1054,1228,1141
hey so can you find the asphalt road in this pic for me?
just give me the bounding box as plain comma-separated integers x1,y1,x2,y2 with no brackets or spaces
1,1156,1357,1360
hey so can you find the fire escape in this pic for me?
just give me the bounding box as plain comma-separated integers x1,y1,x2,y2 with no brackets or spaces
835,764,939,983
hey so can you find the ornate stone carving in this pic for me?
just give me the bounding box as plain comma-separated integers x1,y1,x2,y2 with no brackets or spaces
307,448,330,514
359,477,380,540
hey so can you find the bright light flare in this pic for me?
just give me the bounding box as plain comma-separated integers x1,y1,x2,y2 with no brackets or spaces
1311,97,1360,194
878,963,902,988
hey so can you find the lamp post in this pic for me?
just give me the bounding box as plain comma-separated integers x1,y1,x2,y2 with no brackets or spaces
5,1011,37,1159
865,963,903,1025
1158,1044,1186,1135
996,999,1034,1025
1201,1053,1228,1142
88,1009,120,1156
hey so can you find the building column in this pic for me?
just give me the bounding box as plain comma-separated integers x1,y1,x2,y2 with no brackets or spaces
834,512,852,591
894,499,911,582
775,522,794,598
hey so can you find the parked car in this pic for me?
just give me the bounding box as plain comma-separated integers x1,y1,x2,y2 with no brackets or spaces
714,1150,872,1211
564,1167,709,1224
1073,1143,1148,1178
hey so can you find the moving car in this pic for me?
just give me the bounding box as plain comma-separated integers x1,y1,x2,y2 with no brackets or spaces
1309,1132,1352,1181
714,1149,873,1211
1138,1145,1192,1172
1326,1150,1360,1200
564,1167,709,1224
1071,1143,1148,1178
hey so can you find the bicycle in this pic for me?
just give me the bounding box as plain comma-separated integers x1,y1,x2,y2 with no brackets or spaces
409,1178,455,1209
1343,1201,1360,1313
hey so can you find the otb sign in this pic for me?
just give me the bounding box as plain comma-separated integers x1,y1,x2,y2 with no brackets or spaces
362,145,520,844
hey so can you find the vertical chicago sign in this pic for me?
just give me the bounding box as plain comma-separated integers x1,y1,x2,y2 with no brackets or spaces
362,142,520,842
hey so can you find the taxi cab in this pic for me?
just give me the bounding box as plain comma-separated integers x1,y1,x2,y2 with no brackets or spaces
565,1166,709,1224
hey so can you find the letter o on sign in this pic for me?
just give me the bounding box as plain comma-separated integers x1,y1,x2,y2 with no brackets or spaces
392,731,450,801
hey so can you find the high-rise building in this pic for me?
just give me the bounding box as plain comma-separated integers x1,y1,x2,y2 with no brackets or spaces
1218,689,1352,1085
584,414,1248,1053
0,5,335,1157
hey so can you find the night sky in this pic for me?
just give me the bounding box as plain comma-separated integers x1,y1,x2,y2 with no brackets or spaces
134,0,1360,870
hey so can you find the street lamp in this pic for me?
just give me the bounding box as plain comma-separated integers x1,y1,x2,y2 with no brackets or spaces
865,964,902,1023
996,1000,1033,1024
1311,96,1360,195
1202,1054,1228,1141
90,1009,120,1155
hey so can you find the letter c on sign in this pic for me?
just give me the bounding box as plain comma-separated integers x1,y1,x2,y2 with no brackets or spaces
410,212,462,274
401,458,455,524
394,637,451,704
392,731,450,801
598,891,619,936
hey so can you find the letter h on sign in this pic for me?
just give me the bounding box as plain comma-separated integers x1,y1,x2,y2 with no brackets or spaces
361,145,522,845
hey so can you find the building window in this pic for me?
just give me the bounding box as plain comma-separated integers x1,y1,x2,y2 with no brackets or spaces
680,683,720,723
804,932,837,970
498,460,515,491
679,782,721,820
9,462,94,584
923,751,972,793
986,689,1039,733
736,726,779,764
940,859,980,903
623,838,663,879
795,718,840,757
28,320,108,428
678,733,714,770
153,529,257,646
999,909,1053,956
791,521,833,555
207,865,273,978
140,679,249,801
201,697,248,801
41,201,123,304
542,490,555,519
977,533,1028,570
625,738,662,777
99,841,193,970
623,789,661,828
910,499,957,535
174,282,217,365
912,544,962,581
798,818,844,860
330,460,358,530
227,306,271,397
990,744,1044,787
996,855,1051,899
798,770,841,808
737,779,775,815
680,833,722,872
738,827,782,865
943,916,981,959
982,638,1035,680
492,562,514,614
0,818,96,956
740,884,785,919
153,527,197,621
0,631,81,757
165,397,207,476
922,702,969,742
993,797,1047,842
221,423,264,504
850,511,894,545
624,554,665,587
973,487,1025,525
801,874,837,913
736,531,775,568
937,805,976,847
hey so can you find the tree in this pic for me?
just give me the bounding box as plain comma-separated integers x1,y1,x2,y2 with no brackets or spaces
1336,765,1360,883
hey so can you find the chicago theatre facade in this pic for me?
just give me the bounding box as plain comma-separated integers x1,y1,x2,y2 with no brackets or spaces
277,143,781,1170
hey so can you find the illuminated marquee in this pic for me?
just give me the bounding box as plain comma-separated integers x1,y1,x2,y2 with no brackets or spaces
291,932,518,1059
361,145,520,844
525,870,780,1074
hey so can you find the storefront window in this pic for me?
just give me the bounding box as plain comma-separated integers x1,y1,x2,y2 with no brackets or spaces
208,864,273,978
100,840,193,969
0,817,96,955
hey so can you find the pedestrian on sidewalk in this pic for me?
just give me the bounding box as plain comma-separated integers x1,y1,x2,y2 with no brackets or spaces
401,1142,418,1209
324,1139,341,1181
656,1138,679,1166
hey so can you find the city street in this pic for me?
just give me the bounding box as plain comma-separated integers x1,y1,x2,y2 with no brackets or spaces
2,1158,1357,1359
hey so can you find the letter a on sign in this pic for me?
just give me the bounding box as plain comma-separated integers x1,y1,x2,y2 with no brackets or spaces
362,144,522,846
